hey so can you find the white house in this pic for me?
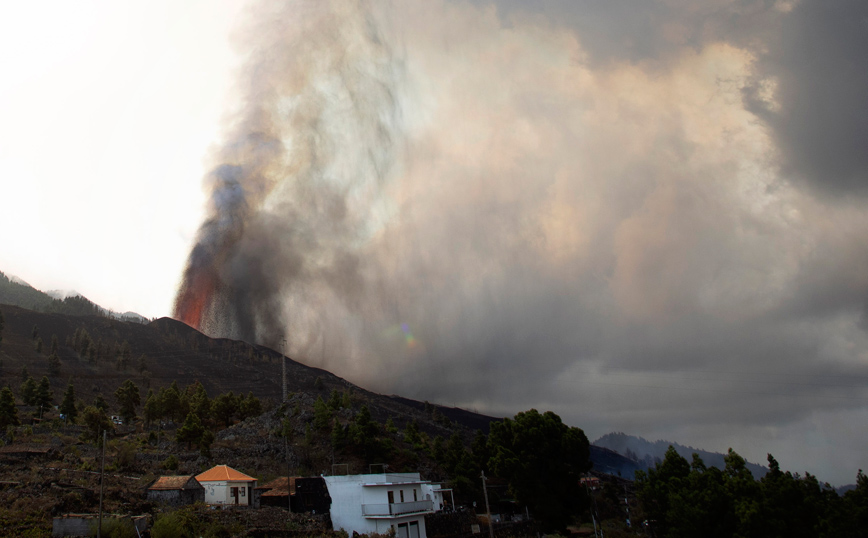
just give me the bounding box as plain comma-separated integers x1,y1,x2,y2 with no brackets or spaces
195,465,257,506
421,482,454,512
323,472,435,538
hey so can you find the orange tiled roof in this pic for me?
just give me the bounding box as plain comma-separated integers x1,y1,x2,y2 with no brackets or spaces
195,465,256,483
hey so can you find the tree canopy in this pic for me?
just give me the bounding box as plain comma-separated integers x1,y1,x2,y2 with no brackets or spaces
488,409,591,532
636,447,868,538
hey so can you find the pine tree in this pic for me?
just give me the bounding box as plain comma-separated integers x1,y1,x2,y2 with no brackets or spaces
35,376,53,410
176,412,206,449
313,396,332,430
93,394,109,412
50,334,58,355
20,376,37,406
0,387,19,429
114,379,140,424
60,381,77,423
143,389,159,428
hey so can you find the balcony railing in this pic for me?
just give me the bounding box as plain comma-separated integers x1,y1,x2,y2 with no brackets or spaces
362,500,434,517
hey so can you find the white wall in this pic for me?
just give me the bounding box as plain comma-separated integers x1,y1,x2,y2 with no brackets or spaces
323,474,429,537
201,480,255,506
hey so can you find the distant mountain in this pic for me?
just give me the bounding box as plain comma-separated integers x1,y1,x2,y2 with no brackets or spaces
0,270,147,322
594,432,768,479
45,289,83,300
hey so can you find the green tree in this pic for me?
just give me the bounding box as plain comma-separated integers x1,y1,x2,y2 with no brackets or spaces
143,389,161,428
385,417,398,435
34,336,43,354
488,409,591,532
176,412,207,449
94,394,109,412
35,376,53,410
20,375,37,405
31,324,39,340
404,419,421,446
186,382,210,423
239,391,262,419
50,334,58,355
313,395,332,430
328,389,342,410
160,384,183,422
80,405,114,445
331,420,348,451
114,379,140,424
59,381,77,423
0,386,19,429
211,391,237,427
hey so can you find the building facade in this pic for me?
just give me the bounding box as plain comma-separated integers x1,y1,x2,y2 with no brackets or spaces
145,475,205,506
323,472,434,538
195,465,257,507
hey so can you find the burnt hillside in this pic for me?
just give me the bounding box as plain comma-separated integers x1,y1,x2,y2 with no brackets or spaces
0,303,499,436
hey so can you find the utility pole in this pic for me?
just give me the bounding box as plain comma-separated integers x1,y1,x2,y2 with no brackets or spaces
481,471,495,538
97,429,106,538
281,338,288,402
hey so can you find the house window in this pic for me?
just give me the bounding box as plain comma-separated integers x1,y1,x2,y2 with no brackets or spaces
388,491,395,504
413,489,418,502
400,490,405,502
241,487,245,497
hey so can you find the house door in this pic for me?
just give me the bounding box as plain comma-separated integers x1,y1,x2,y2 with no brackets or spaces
231,487,239,505
409,521,420,538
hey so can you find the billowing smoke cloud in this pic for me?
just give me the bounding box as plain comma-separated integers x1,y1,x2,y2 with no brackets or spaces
744,0,868,195
175,0,407,348
175,0,868,484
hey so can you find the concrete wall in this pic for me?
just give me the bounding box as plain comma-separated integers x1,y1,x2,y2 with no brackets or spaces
202,480,255,506
146,487,205,507
52,514,148,537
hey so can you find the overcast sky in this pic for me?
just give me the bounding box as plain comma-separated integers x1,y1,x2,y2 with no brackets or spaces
2,0,867,486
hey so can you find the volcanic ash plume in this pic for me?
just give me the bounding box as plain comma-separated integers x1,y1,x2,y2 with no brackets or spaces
174,0,406,349
174,0,868,477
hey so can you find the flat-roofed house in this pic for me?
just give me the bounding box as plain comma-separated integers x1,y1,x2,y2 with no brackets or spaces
323,472,434,538
196,465,257,507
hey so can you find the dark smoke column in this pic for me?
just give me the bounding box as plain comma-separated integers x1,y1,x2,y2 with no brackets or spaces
173,0,405,351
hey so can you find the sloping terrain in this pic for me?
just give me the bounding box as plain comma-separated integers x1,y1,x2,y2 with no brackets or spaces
0,303,498,436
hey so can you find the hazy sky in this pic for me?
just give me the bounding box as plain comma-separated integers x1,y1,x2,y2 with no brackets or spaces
2,0,867,486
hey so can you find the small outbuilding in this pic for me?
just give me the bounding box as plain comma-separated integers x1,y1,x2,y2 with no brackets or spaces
145,475,205,506
254,476,331,512
196,465,257,507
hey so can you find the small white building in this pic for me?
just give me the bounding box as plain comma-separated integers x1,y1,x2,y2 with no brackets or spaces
323,472,435,538
421,482,454,512
195,465,257,506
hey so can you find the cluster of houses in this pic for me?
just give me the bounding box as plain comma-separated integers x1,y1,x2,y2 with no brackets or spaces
144,465,453,538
